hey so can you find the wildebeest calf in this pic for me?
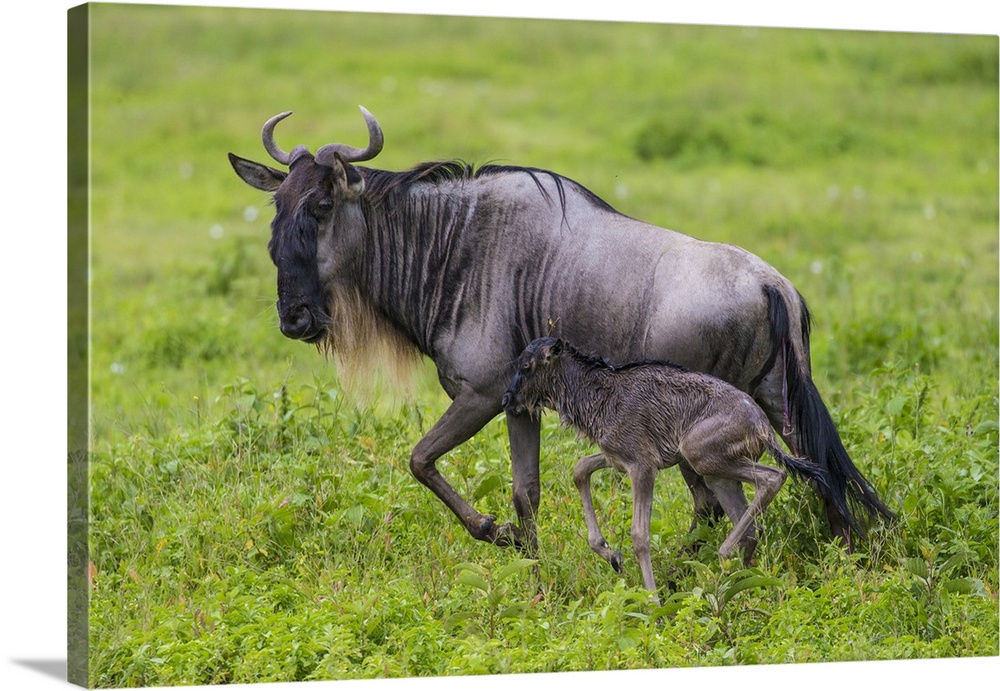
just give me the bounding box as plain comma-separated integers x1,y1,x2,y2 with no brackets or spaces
502,337,827,599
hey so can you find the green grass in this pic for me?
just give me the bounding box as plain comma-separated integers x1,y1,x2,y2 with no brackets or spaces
85,4,998,687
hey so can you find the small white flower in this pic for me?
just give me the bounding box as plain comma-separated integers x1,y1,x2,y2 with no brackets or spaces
418,78,444,97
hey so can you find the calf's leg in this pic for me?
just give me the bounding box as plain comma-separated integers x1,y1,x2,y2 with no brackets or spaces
678,460,727,530
704,463,787,563
702,476,756,564
572,453,623,572
680,418,779,565
718,462,787,560
627,463,660,602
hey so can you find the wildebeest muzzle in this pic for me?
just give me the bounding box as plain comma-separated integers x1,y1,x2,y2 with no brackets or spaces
501,373,526,415
277,299,326,343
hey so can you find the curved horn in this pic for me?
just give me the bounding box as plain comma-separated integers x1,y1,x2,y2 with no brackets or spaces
262,111,294,165
315,105,384,166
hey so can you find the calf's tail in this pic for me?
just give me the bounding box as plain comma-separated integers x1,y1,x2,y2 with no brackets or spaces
762,285,894,543
765,436,829,491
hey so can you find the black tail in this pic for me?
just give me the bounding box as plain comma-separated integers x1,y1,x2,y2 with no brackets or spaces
762,285,894,542
766,437,830,491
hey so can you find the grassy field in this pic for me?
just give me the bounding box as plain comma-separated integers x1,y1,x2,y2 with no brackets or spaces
85,4,998,687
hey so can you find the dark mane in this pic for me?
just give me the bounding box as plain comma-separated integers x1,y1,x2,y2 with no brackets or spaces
564,340,691,375
359,161,475,202
360,160,618,214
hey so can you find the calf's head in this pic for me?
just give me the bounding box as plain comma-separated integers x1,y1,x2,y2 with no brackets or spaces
502,337,565,417
228,106,382,344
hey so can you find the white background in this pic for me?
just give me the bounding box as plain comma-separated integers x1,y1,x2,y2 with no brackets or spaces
1,1,997,690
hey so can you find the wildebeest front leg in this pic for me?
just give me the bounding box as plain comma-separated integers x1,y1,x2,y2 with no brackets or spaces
627,463,660,603
409,390,522,548
506,411,541,556
572,453,623,572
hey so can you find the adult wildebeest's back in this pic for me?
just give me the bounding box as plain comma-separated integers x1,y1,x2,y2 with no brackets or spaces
228,106,891,556
376,168,792,391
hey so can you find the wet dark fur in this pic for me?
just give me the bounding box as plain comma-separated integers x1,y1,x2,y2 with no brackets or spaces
504,337,829,597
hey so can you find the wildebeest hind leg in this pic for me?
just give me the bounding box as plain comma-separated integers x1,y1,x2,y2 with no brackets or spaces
702,476,756,564
708,464,786,565
409,389,522,548
678,461,726,539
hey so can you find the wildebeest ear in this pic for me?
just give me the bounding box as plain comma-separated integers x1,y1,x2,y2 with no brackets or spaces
331,152,365,200
228,153,286,192
542,338,563,363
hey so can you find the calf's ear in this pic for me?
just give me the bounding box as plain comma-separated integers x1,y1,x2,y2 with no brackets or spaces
542,338,563,364
228,153,286,192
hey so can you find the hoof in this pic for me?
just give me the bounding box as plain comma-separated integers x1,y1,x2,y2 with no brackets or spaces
476,514,498,540
485,519,525,550
610,551,623,573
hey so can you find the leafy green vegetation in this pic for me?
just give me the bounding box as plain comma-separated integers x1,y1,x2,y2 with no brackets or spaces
85,5,997,687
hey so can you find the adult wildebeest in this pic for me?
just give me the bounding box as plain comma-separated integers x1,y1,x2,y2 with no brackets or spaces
228,105,891,556
502,337,829,596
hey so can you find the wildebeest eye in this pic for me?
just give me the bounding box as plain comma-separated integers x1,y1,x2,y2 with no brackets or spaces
314,198,334,216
